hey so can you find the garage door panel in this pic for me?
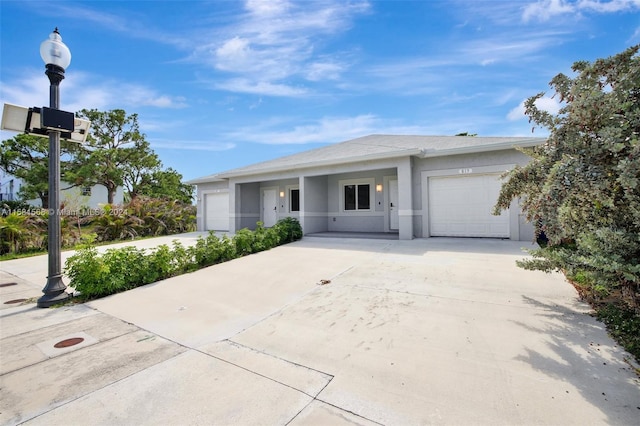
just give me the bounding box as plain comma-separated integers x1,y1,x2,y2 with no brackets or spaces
205,193,229,231
428,174,509,238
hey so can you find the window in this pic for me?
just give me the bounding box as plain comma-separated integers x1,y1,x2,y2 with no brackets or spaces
290,189,300,212
344,183,370,211
81,186,92,196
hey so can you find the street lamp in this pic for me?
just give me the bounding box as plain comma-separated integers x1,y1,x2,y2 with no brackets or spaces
37,28,72,308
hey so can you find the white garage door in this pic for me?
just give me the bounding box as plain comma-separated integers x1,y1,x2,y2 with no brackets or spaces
428,174,509,238
204,192,229,231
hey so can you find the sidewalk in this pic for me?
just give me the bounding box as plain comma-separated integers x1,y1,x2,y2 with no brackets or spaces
1,236,639,425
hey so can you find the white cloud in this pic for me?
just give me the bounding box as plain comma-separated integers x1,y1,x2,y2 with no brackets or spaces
306,61,344,81
224,114,433,145
194,0,370,96
215,78,308,97
151,139,236,151
523,0,575,22
0,69,188,113
507,96,562,121
245,0,290,17
523,0,640,22
214,37,253,72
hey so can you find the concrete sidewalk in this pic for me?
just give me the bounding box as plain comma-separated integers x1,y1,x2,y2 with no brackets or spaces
1,236,639,425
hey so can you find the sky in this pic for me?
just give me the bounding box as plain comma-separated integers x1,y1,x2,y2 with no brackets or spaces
1,0,639,182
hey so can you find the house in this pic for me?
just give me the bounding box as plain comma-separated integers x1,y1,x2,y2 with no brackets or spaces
0,169,124,209
187,134,546,241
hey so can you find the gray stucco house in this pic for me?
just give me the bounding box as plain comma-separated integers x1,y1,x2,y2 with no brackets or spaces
187,134,545,241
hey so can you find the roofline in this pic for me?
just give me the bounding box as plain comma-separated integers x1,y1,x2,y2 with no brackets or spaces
188,137,546,183
216,148,423,179
185,176,225,185
418,138,544,158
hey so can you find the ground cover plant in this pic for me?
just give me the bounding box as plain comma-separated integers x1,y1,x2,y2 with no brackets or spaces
65,218,303,300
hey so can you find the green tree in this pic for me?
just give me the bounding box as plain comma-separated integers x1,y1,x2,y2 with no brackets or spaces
137,168,194,204
73,109,159,204
0,134,80,208
494,45,640,310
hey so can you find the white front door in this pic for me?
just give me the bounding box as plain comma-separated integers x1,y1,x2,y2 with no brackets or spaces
389,179,399,230
262,189,278,227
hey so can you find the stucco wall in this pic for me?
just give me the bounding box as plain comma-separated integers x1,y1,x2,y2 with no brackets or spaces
326,169,395,233
413,149,535,240
302,175,328,234
238,182,260,230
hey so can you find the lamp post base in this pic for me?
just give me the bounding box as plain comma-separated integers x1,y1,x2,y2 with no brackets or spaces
37,275,70,308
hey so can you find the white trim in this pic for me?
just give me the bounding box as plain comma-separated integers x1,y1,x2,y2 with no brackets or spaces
286,184,300,213
419,139,541,158
338,177,375,213
219,149,422,179
421,164,516,239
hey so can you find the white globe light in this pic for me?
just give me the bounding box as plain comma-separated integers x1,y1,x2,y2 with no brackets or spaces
40,28,71,69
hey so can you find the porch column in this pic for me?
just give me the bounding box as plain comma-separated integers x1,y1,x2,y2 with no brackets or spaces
298,177,306,234
229,183,239,233
397,157,414,240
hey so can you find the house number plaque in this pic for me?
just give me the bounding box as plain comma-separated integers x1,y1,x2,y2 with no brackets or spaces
458,168,473,174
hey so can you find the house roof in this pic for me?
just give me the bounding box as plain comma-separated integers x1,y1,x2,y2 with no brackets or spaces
187,134,545,183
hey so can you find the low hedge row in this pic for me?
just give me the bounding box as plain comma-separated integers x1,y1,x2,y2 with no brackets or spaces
65,217,303,300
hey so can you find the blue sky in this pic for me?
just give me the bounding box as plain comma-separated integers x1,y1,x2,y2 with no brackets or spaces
1,0,639,182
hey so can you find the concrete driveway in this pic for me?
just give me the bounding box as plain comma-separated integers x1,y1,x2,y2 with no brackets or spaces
1,236,639,425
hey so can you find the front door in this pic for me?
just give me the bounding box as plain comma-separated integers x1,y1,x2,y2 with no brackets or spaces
262,189,278,227
389,179,399,230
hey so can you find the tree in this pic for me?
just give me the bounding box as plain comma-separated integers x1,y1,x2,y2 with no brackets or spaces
494,45,640,310
73,109,159,204
0,134,80,208
137,168,194,204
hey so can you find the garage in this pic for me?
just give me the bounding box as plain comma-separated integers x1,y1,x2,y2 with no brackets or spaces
428,173,509,238
204,192,229,231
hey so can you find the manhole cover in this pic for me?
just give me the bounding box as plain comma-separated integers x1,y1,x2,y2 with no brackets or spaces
54,337,85,348
4,298,27,304
0,282,18,288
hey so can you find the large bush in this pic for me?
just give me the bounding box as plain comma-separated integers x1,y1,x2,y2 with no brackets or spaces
494,45,640,312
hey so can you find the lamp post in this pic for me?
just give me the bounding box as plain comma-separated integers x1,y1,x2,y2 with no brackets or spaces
37,28,71,308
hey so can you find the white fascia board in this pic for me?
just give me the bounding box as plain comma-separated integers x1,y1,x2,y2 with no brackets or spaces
217,148,423,179
419,138,545,158
185,175,226,185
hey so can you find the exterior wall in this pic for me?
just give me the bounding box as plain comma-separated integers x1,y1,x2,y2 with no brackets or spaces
413,149,534,241
302,175,328,234
77,184,124,208
0,174,122,209
235,182,260,230
326,168,395,233
259,178,300,222
192,147,537,241
0,170,20,201
195,180,229,231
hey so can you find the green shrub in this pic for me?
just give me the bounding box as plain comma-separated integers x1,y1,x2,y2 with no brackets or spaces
234,228,256,256
273,217,303,243
65,218,303,301
65,246,110,299
596,304,640,363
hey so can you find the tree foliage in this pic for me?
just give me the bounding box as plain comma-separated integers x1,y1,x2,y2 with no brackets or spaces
494,45,640,311
73,109,160,204
0,134,80,208
136,168,194,204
